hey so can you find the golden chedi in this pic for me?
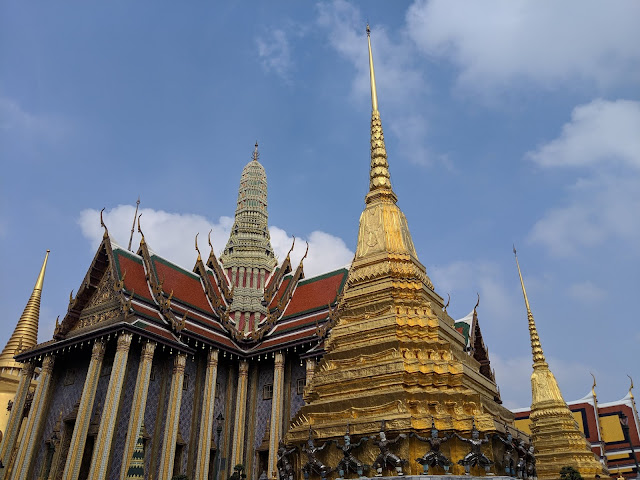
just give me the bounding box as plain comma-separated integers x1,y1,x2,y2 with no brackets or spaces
287,26,516,476
514,249,608,480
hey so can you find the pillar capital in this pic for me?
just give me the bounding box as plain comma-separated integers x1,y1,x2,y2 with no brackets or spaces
141,341,156,360
20,361,36,377
91,341,106,360
239,359,249,377
274,352,285,369
116,332,133,351
173,353,187,374
41,354,56,374
208,349,219,367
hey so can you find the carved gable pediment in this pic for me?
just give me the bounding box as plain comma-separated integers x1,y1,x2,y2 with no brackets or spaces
71,269,121,333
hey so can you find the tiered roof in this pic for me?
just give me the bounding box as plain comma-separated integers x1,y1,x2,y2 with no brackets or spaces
17,226,347,363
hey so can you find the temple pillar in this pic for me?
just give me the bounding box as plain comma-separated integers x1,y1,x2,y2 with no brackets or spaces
119,341,156,478
87,333,132,480
267,352,285,480
194,350,219,479
305,357,316,386
231,360,249,468
10,355,55,480
61,341,105,480
158,353,187,479
0,362,34,479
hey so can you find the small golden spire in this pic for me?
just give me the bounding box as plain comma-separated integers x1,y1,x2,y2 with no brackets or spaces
513,246,547,368
128,196,140,251
0,250,50,368
366,24,396,204
252,141,259,162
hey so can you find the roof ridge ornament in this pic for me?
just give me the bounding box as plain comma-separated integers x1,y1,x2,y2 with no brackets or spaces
100,208,108,239
252,141,259,162
128,196,140,251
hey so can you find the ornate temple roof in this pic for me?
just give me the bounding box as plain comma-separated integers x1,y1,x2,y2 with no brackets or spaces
15,229,347,361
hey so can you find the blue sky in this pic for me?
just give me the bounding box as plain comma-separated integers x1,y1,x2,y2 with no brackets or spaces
1,1,639,409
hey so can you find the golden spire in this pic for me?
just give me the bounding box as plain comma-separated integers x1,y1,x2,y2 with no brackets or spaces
0,250,49,368
366,24,396,204
513,246,547,368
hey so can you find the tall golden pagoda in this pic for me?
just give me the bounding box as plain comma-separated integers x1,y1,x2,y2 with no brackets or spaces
514,248,608,480
287,27,514,475
0,250,48,461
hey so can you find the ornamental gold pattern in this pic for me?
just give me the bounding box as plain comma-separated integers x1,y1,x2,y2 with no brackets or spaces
514,251,608,480
287,27,514,476
62,342,105,480
10,355,55,480
120,341,156,479
88,333,133,480
158,353,187,480
194,349,220,480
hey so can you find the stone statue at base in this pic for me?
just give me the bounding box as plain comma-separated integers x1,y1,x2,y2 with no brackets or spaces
411,420,452,474
455,421,493,475
494,430,516,476
525,444,536,480
515,439,527,479
334,425,369,479
276,440,296,480
372,421,407,477
302,429,331,480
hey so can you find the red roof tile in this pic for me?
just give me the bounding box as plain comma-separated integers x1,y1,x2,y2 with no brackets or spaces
114,252,154,302
282,269,347,319
151,257,214,315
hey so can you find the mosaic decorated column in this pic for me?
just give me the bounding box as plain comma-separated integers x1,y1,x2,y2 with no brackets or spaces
305,357,316,386
119,341,156,478
10,355,55,480
0,362,34,478
231,360,249,468
61,341,105,480
87,333,133,480
194,349,219,479
158,353,187,480
268,353,285,480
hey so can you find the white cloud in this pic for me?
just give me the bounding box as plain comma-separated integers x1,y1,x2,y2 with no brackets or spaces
406,0,640,91
567,281,607,304
78,206,353,278
527,99,640,256
527,99,640,169
257,29,294,84
0,96,70,146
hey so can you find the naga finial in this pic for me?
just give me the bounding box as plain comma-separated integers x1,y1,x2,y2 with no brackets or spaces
591,372,597,397
629,375,635,399
443,293,450,314
100,207,108,239
137,213,145,244
302,241,309,261
287,236,296,258
474,293,480,311
195,233,201,260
